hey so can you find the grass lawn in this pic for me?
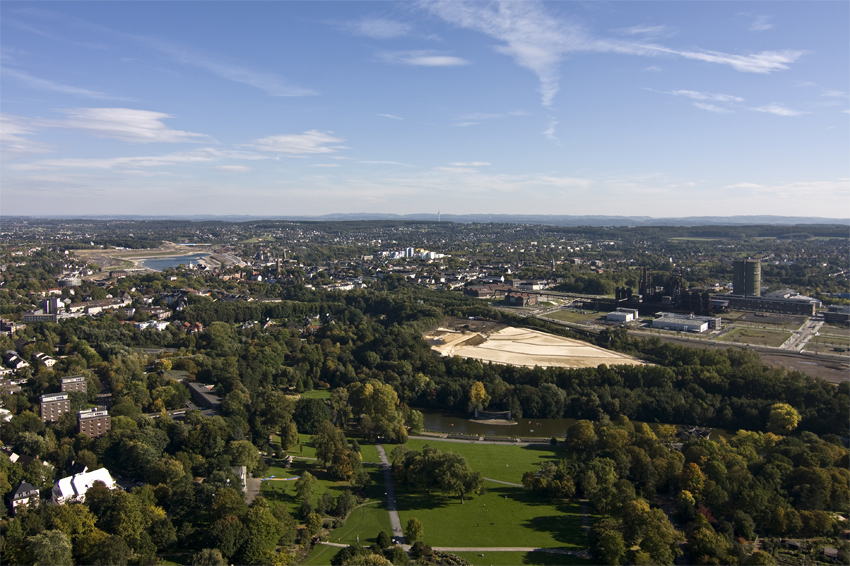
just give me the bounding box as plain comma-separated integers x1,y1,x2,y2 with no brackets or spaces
402,439,561,484
717,327,792,347
329,500,392,546
451,551,592,566
545,310,605,325
396,485,587,549
359,443,382,464
300,389,332,400
261,459,382,512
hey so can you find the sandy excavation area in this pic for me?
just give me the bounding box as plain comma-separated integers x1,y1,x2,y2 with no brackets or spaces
427,326,645,369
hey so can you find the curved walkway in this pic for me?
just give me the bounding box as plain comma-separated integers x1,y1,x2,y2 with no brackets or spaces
483,477,522,487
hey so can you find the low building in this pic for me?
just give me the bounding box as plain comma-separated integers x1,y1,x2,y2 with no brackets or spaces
824,305,850,325
187,382,221,411
22,310,60,324
78,409,111,438
52,467,116,504
32,352,56,367
718,294,818,316
652,313,721,333
61,376,87,394
3,351,29,370
11,481,40,514
505,292,538,307
41,392,71,422
607,308,639,323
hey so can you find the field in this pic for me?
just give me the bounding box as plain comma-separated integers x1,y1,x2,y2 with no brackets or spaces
402,438,560,484
396,486,587,549
426,325,644,369
806,325,850,355
717,327,793,347
451,551,591,566
299,389,333,400
544,309,606,325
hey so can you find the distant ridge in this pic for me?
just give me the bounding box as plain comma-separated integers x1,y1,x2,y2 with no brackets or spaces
5,214,849,227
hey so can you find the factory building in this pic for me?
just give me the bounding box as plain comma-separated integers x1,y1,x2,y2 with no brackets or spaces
733,259,761,297
607,308,639,323
652,313,721,333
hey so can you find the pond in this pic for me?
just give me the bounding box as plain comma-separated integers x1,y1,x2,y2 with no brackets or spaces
138,252,211,271
421,410,576,438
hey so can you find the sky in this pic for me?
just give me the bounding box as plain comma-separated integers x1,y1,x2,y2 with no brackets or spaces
1,1,848,218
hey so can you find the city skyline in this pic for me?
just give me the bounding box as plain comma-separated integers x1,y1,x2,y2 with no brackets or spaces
1,1,848,218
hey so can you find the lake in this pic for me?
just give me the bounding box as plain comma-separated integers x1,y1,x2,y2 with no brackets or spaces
138,253,211,271
422,410,576,438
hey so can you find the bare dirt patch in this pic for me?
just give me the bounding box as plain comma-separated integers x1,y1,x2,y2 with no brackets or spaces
425,325,645,369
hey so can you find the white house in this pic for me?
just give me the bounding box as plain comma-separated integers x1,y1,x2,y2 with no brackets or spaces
52,467,116,504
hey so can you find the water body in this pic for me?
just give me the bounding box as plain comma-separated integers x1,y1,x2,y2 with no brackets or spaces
422,410,576,438
138,253,211,271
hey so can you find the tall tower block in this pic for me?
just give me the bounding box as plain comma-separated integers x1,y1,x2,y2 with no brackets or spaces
733,259,761,296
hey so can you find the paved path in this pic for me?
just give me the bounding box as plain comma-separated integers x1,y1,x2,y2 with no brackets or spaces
408,435,546,446
482,477,523,487
376,445,405,543
433,547,590,556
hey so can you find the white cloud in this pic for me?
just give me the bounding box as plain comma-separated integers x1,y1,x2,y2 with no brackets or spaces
822,90,848,98
309,163,341,168
345,17,412,39
378,113,404,120
215,165,252,172
750,15,773,32
665,89,744,103
637,45,805,74
247,131,345,154
0,113,52,156
751,103,808,117
2,68,121,99
612,24,671,38
11,147,245,170
542,117,558,141
643,65,663,72
449,161,491,167
379,50,469,66
693,102,733,114
141,37,316,97
45,108,208,143
424,0,804,110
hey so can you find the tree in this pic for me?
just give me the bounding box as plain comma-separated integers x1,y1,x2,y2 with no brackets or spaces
468,381,490,412
227,440,260,473
237,501,284,565
405,518,424,543
294,398,331,434
377,530,392,549
567,420,597,451
295,472,317,505
27,530,73,566
192,549,228,566
767,403,801,435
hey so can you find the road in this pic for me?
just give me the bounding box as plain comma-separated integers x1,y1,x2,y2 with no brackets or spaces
375,445,405,543
780,318,823,351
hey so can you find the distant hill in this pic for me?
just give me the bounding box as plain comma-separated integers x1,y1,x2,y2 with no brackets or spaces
13,213,849,227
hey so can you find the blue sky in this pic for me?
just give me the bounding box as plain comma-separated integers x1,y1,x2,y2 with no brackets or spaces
1,1,848,218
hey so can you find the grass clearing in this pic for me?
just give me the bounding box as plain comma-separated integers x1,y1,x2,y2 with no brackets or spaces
545,310,605,325
300,389,332,400
717,327,793,347
402,439,560,484
359,443,382,464
260,460,384,513
396,485,587,549
451,551,592,566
